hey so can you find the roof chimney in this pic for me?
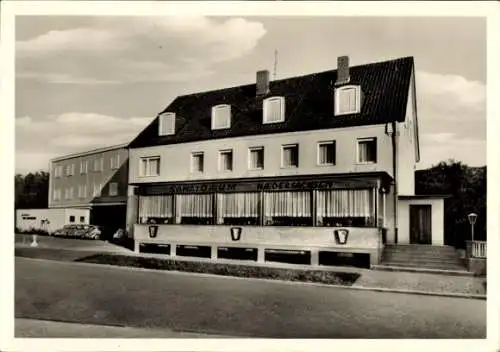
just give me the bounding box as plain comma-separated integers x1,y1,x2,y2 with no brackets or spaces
256,70,270,96
335,55,350,86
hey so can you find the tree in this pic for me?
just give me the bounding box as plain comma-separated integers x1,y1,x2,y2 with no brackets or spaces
415,160,486,248
14,171,49,209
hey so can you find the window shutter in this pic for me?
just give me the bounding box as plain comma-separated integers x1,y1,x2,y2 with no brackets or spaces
159,113,175,136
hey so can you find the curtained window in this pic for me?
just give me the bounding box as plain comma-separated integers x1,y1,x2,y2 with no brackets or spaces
179,193,214,225
335,85,361,116
211,105,231,130
138,195,175,224
140,157,160,177
357,138,377,163
249,147,264,169
317,189,375,227
282,144,299,168
264,191,312,226
219,150,233,172
263,97,285,124
318,141,336,165
159,112,175,136
217,192,260,225
191,152,204,173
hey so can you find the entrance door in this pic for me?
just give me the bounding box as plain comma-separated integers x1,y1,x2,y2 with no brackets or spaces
409,205,432,244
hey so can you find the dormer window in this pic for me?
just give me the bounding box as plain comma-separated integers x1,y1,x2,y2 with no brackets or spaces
334,85,361,116
159,112,175,136
211,104,231,130
263,96,285,124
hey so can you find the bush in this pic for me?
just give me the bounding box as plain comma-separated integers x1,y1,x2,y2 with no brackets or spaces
75,254,361,286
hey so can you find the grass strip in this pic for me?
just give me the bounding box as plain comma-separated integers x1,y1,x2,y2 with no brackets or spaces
75,253,361,286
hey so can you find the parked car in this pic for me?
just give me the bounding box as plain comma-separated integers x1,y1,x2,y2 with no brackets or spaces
53,224,102,240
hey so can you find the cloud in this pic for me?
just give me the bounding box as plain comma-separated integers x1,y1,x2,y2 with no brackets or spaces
16,16,267,84
15,113,152,173
416,71,485,112
415,71,486,127
414,71,486,168
418,136,486,169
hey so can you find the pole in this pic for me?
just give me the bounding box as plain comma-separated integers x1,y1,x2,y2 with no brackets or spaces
30,234,38,247
471,222,475,242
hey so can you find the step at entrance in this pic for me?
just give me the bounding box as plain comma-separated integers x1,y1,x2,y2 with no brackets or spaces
379,245,468,273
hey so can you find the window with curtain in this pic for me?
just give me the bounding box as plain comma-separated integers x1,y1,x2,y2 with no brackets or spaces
335,85,361,116
219,150,233,172
211,104,231,130
217,192,260,225
191,152,204,173
80,161,88,174
93,183,102,197
263,96,285,124
138,195,175,224
316,189,375,227
282,144,299,168
159,112,175,136
249,147,264,170
140,156,160,177
264,191,312,226
179,193,214,225
318,141,336,165
357,138,377,163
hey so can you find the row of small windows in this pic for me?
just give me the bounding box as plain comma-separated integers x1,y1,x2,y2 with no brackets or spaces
53,155,120,178
139,137,377,177
158,86,362,136
138,188,377,228
52,182,119,201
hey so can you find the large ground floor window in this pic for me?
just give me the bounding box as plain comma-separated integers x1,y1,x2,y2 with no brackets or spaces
179,193,214,225
264,191,312,226
217,192,261,225
137,187,379,228
138,195,174,224
317,189,375,227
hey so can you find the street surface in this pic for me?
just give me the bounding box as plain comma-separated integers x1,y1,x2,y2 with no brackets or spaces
15,257,486,338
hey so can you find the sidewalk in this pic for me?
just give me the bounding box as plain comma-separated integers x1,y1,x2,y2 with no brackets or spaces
14,239,487,299
15,318,233,338
352,269,486,298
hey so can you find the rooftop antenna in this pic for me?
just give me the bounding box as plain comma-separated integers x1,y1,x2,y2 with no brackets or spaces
273,49,278,80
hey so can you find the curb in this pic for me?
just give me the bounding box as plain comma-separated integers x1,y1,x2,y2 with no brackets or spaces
17,256,487,301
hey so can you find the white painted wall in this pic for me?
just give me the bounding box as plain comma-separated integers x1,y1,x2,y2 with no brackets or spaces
397,198,445,245
65,208,91,225
397,69,417,196
129,125,394,184
16,208,90,234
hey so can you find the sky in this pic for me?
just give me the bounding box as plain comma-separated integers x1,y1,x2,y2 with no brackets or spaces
15,15,486,174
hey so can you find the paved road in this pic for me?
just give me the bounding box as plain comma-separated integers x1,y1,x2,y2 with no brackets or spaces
15,257,486,338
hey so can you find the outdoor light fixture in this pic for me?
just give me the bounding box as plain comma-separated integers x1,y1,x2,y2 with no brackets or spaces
148,224,159,238
230,227,242,241
334,229,349,245
467,213,478,242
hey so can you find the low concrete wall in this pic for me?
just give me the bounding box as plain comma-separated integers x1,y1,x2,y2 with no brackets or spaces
468,258,486,277
134,224,382,266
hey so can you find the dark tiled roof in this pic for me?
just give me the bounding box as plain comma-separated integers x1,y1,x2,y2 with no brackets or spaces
129,56,414,149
